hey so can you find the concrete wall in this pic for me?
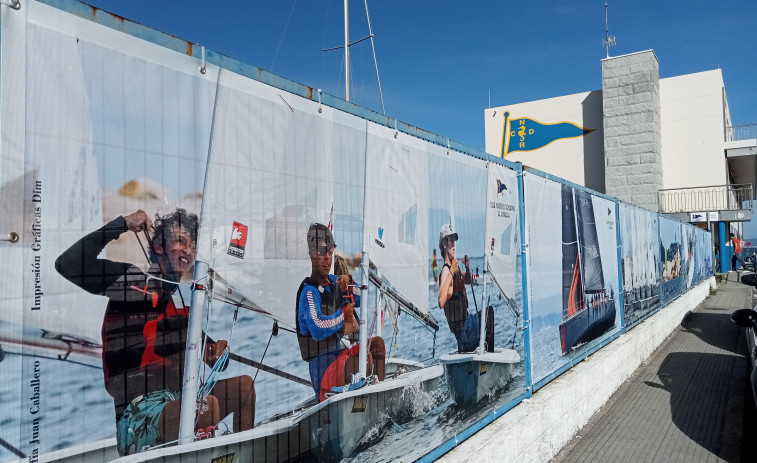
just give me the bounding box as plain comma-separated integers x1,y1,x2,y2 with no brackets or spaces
439,277,714,463
484,91,605,191
660,70,729,190
601,50,663,212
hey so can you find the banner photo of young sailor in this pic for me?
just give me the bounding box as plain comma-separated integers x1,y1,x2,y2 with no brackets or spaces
524,173,621,387
0,11,216,461
660,216,685,305
619,202,661,330
478,163,526,401
198,66,341,422
426,147,487,361
197,69,444,463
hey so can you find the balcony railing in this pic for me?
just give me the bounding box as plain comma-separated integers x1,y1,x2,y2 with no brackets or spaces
658,183,753,214
726,124,757,142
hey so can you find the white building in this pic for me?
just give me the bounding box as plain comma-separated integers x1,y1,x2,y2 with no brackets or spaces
484,50,756,270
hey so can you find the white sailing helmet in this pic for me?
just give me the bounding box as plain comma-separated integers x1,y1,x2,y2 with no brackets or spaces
439,223,458,243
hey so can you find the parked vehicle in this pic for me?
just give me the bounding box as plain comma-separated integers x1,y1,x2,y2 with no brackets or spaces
731,274,757,409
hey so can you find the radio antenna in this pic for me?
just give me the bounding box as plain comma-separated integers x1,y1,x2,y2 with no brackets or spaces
603,3,616,58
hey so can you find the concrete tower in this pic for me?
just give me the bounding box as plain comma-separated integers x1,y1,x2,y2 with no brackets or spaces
601,50,663,211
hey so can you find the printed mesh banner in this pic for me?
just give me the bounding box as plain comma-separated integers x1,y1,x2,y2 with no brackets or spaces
0,4,528,461
479,163,526,402
0,1,713,462
619,203,661,329
697,227,714,281
683,224,712,288
427,148,527,417
1,3,215,460
524,173,621,387
660,216,685,304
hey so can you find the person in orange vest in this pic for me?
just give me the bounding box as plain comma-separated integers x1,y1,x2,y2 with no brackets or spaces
730,233,743,270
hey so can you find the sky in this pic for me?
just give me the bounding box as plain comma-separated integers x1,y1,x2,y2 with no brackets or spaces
80,0,757,155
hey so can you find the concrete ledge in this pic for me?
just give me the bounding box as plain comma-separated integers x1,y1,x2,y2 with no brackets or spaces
439,277,715,463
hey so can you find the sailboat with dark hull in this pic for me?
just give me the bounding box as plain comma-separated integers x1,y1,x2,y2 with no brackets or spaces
559,186,616,355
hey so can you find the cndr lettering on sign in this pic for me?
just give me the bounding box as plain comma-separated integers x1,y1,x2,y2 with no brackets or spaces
512,119,534,149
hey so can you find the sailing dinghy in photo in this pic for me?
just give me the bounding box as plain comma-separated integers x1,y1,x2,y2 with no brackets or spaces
105,72,446,462
440,163,521,406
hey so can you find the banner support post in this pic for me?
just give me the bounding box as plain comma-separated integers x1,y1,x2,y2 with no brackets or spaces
515,162,533,398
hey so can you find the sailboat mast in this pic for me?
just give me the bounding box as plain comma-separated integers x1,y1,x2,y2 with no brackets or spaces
478,251,489,353
573,190,585,308
478,169,492,354
344,0,350,102
358,112,369,379
178,261,209,444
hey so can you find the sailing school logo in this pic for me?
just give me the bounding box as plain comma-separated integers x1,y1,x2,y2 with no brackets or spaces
496,179,507,196
606,207,614,229
227,222,249,259
499,111,595,157
375,226,385,248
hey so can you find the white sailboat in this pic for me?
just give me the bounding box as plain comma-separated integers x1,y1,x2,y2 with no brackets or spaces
439,163,521,406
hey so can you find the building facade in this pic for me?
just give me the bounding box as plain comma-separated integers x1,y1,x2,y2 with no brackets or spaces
484,50,755,271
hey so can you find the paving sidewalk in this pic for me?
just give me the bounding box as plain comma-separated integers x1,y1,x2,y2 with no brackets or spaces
552,276,753,463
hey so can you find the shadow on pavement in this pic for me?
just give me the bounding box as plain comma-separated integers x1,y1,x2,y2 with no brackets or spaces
679,312,741,355
643,351,744,462
640,310,749,461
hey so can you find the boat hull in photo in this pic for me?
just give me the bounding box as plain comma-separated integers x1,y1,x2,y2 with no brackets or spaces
293,363,444,460
559,300,616,355
440,348,520,405
91,362,444,463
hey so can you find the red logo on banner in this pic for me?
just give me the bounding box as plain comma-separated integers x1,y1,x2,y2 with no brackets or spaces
227,222,248,259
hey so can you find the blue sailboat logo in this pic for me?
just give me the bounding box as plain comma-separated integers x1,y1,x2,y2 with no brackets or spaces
375,227,385,248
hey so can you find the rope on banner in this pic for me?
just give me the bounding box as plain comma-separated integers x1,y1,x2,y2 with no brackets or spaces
278,94,294,112
317,88,323,113
0,0,21,10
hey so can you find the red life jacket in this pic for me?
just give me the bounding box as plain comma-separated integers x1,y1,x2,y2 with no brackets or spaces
140,292,189,368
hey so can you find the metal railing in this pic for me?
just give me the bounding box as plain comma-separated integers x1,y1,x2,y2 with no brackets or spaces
726,124,757,142
658,183,753,213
